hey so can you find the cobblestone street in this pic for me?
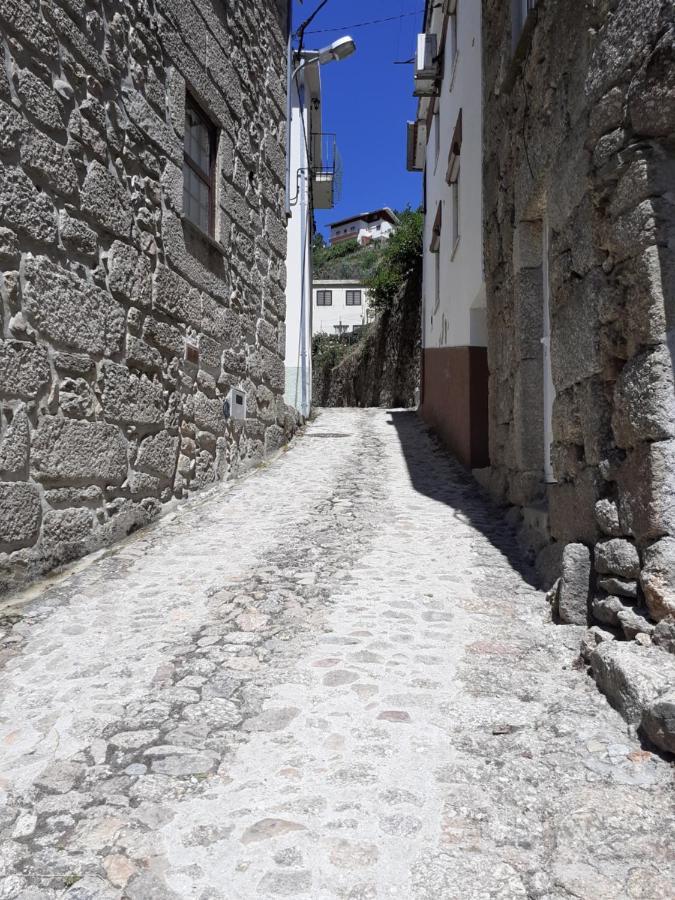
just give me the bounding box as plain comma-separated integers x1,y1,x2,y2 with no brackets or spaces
0,409,673,899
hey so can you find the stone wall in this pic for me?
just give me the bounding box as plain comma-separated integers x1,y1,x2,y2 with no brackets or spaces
482,1,675,628
313,261,421,409
0,0,295,592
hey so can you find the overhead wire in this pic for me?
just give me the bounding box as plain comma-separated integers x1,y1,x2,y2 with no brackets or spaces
304,9,425,35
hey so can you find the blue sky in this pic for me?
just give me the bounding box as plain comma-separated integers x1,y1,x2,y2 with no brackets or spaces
292,0,424,238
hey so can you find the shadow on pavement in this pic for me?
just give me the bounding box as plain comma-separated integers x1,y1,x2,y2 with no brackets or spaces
387,409,540,590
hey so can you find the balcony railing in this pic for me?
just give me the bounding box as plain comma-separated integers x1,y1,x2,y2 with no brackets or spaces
310,132,342,210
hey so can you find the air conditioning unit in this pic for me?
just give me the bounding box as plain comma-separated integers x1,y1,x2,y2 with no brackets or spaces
415,33,438,80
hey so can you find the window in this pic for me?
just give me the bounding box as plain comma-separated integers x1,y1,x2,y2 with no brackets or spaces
184,94,217,235
446,109,462,253
451,174,460,251
316,290,332,306
346,290,362,306
433,109,440,169
430,203,442,313
448,9,458,83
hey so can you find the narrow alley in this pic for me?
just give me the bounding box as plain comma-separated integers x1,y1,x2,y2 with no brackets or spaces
0,410,673,899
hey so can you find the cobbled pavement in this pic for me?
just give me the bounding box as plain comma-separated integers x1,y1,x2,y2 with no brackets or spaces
0,409,673,899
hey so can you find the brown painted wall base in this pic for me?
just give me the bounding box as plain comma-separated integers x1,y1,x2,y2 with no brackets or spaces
419,346,489,468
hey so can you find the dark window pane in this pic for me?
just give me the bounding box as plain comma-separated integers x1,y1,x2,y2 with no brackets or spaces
185,108,210,174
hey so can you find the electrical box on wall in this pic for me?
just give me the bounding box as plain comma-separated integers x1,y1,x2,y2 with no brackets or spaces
227,388,247,421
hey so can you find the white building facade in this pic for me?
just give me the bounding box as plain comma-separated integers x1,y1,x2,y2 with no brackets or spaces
284,60,320,418
312,280,372,336
328,208,399,246
407,0,488,469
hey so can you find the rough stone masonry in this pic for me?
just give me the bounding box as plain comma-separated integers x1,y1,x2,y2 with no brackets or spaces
482,0,675,733
0,0,294,592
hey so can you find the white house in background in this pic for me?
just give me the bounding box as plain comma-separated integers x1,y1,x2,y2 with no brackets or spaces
406,0,488,469
328,208,399,246
312,279,372,336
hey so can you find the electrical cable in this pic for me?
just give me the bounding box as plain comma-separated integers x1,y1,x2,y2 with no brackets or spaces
304,9,425,35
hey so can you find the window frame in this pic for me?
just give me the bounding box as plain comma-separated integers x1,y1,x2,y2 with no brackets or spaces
345,289,362,307
316,290,333,307
184,93,218,237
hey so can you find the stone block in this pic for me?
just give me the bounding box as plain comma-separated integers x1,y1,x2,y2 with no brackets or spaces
643,689,675,755
136,431,179,479
121,88,182,165
558,542,591,625
612,345,675,448
22,255,125,355
617,440,675,541
264,425,285,457
589,640,675,726
617,607,654,641
0,481,41,549
127,470,161,497
0,162,57,244
0,99,27,154
202,296,242,344
32,416,128,485
549,469,599,545
126,336,162,373
108,241,152,308
0,341,51,399
59,212,98,258
594,499,622,537
594,538,640,579
652,616,675,654
627,32,675,137
143,316,184,357
0,409,29,478
152,264,201,327
193,391,224,434
59,377,96,418
20,129,78,198
550,275,603,392
15,68,64,133
43,2,111,83
597,576,638,599
0,0,59,61
41,508,95,554
512,359,544,470
54,353,95,376
98,361,164,426
591,594,632,627
514,268,544,360
81,161,132,238
0,227,19,267
640,537,675,621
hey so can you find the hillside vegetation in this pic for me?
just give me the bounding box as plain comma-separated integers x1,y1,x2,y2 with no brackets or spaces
312,237,384,281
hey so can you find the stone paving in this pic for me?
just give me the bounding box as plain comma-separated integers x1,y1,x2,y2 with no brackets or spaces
0,408,673,899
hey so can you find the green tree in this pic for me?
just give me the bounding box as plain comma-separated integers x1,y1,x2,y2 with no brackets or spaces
365,207,423,311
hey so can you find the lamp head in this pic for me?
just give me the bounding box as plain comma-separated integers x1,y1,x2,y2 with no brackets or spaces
317,35,356,65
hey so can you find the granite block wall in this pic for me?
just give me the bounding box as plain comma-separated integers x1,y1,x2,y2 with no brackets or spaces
0,0,295,592
483,0,675,626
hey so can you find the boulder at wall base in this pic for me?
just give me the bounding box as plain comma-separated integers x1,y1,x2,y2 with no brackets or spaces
640,536,675,621
558,543,591,625
642,689,675,755
594,538,640,579
589,640,675,730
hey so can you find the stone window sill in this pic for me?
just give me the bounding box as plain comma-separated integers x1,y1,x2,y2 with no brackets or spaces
180,214,226,255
